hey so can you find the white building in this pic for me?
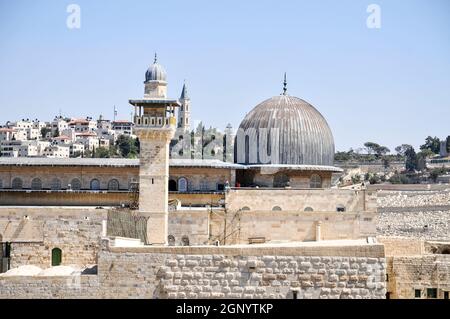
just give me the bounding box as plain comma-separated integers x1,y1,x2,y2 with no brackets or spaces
0,128,15,142
51,117,69,136
76,132,100,151
42,145,70,158
69,142,85,157
0,140,38,157
69,118,97,133
112,120,134,136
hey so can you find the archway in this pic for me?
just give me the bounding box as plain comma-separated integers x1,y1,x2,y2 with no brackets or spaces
169,179,177,191
273,173,290,188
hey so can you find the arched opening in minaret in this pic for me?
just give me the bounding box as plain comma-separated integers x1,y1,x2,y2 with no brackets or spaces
169,179,177,192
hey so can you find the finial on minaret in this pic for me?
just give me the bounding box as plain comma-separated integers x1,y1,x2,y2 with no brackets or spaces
282,72,287,95
154,53,158,63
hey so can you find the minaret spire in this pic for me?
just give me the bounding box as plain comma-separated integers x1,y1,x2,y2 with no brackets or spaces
154,52,158,63
282,72,287,95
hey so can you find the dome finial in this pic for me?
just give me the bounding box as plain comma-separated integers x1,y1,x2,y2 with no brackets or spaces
154,52,158,63
282,72,287,95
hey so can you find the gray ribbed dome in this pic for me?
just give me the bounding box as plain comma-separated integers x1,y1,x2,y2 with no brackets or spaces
145,59,167,82
236,95,335,165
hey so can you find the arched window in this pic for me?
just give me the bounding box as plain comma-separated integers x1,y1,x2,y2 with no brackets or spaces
169,179,177,191
273,173,290,188
71,178,81,190
181,235,190,246
11,178,23,189
304,207,314,212
51,248,62,266
272,206,282,211
108,179,119,191
178,177,188,192
168,235,175,246
199,180,208,191
310,174,322,188
50,178,62,190
241,206,250,211
31,178,42,190
336,205,346,212
90,179,100,190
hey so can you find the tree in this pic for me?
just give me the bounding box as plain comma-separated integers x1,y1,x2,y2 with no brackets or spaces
395,144,412,157
382,157,390,169
40,127,51,139
420,136,440,154
95,147,111,158
405,146,418,172
429,167,447,182
364,142,380,155
364,142,390,159
116,135,138,158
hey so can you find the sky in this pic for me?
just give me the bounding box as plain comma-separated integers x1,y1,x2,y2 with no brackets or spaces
0,0,449,152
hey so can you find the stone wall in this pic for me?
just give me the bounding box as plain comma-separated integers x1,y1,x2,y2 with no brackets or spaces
378,237,424,256
0,207,106,268
168,210,210,245
386,255,450,299
0,241,387,299
209,210,377,244
225,188,376,213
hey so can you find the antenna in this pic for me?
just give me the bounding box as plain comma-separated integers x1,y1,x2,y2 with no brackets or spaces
282,72,287,95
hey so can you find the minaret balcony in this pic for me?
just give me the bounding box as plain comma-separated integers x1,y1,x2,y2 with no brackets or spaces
134,115,176,128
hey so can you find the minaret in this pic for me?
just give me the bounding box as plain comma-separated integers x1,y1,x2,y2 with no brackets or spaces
129,55,180,245
178,81,191,131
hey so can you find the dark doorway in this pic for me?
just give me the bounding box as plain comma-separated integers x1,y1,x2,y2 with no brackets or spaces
51,248,62,266
169,180,177,191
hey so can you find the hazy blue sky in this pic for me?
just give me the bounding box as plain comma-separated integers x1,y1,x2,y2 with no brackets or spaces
0,0,449,151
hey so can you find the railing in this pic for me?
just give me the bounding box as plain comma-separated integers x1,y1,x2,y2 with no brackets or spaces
134,115,176,128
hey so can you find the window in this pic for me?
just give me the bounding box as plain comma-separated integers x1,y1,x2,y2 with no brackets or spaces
178,177,187,192
71,179,81,190
108,179,119,191
445,291,449,299
0,179,2,189
272,206,282,211
427,288,437,299
11,178,23,190
181,235,189,246
51,248,62,266
31,178,42,190
50,178,61,190
310,174,322,188
304,207,314,212
336,205,346,212
241,206,250,211
217,183,225,191
168,235,175,246
90,179,100,190
415,289,421,298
